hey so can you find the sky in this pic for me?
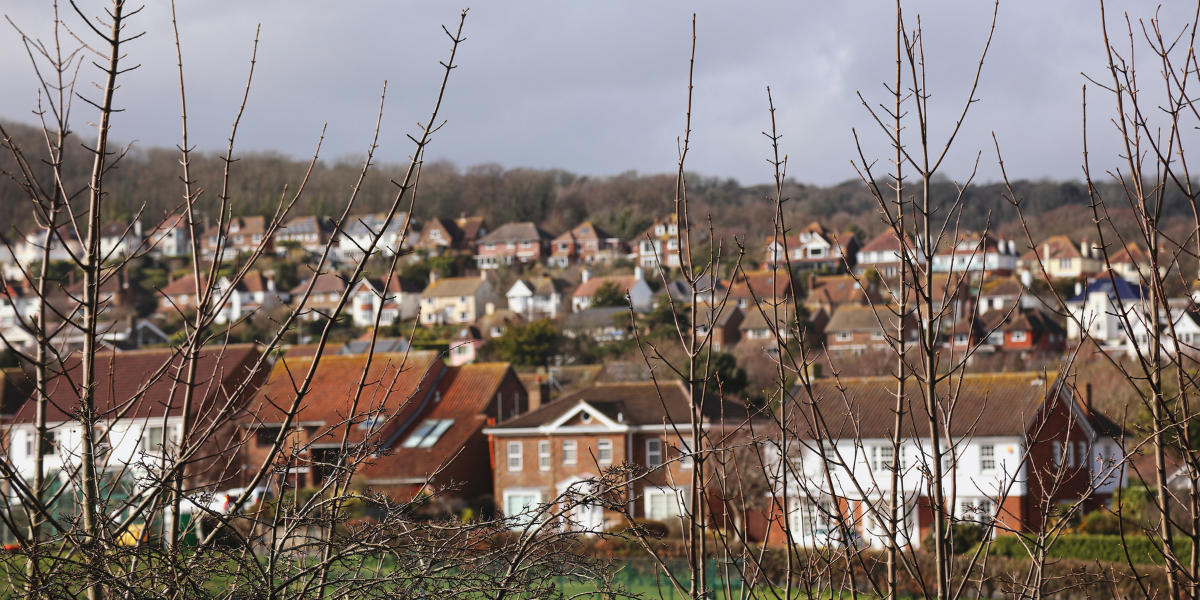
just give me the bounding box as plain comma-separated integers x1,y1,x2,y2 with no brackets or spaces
0,1,1193,186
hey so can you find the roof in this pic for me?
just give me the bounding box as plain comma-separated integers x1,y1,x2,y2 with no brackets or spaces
491,380,747,430
478,309,524,331
1068,274,1148,303
1023,235,1082,261
422,276,486,298
338,338,411,355
11,345,262,424
553,221,618,244
160,273,207,296
477,222,553,244
454,216,487,241
664,276,727,304
859,230,916,254
788,372,1077,438
825,305,908,333
1110,242,1148,265
739,304,796,331
807,275,881,307
290,271,347,296
248,351,442,446
981,307,1066,335
343,213,411,236
362,362,516,482
561,307,628,329
936,232,1010,256
729,271,794,303
573,275,638,298
99,222,130,238
979,277,1025,298
695,303,742,328
0,368,32,416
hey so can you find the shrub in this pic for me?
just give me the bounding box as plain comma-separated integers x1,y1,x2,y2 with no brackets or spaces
922,523,985,554
987,533,1192,565
1078,510,1121,535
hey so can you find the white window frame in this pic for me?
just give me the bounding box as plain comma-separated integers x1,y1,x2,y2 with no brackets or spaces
507,441,523,471
646,438,663,468
597,439,613,464
980,444,996,472
645,486,687,521
1010,330,1027,342
503,489,542,526
562,440,578,465
678,437,693,470
835,331,853,342
538,440,551,471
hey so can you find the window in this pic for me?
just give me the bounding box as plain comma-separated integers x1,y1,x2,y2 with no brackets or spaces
988,332,1004,345
403,419,455,448
655,225,666,236
1058,258,1072,270
959,499,994,523
645,487,686,521
453,344,471,356
808,247,826,258
835,331,853,342
142,426,165,453
519,241,532,248
538,441,551,471
668,224,678,235
256,427,282,448
871,446,894,473
1052,441,1063,467
678,437,693,469
562,440,578,465
954,333,970,345
647,439,663,468
507,442,523,471
597,439,613,464
1010,330,1027,342
789,498,834,544
505,491,540,525
870,331,885,341
980,444,996,471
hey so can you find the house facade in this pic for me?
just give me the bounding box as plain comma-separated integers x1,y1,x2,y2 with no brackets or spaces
288,272,349,321
419,275,500,326
201,216,273,259
348,274,422,327
212,271,287,325
549,221,626,268
634,215,701,270
1065,275,1148,346
764,222,860,272
931,233,1018,278
143,214,191,258
762,373,1124,548
1018,235,1102,280
338,212,417,261
854,231,924,278
824,305,917,354
484,381,747,530
474,222,554,269
507,277,566,319
571,271,653,313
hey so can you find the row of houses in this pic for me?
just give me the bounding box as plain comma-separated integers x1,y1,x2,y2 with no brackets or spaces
0,345,1126,548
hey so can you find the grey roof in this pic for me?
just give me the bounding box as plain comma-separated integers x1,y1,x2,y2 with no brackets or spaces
561,307,628,330
344,212,410,235
492,380,747,429
477,222,553,244
338,338,410,355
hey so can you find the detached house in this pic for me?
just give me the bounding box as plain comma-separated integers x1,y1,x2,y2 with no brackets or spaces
348,274,422,327
338,212,417,261
484,381,748,529
289,272,349,321
1018,235,1102,280
143,214,191,258
213,271,287,325
980,307,1067,354
931,233,1018,278
475,222,554,269
549,221,626,268
764,222,860,272
414,215,488,257
763,373,1124,548
824,305,917,354
420,275,501,326
201,216,272,259
571,270,653,313
506,277,566,319
634,215,703,271
277,215,335,255
854,230,924,278
1065,275,1148,347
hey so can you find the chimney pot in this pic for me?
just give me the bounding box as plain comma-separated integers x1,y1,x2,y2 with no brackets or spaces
485,302,495,316
581,268,591,284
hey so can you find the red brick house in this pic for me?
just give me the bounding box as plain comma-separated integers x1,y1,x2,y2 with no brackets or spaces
415,215,489,257
764,222,861,272
549,221,627,268
979,307,1067,354
474,222,554,269
201,216,273,259
483,381,748,530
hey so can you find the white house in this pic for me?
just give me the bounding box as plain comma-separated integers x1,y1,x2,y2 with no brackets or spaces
1125,306,1200,359
347,275,422,328
1065,275,1148,346
931,234,1019,277
571,269,653,313
213,271,288,325
338,212,417,261
506,277,565,319
99,222,143,260
143,214,191,258
771,373,1124,549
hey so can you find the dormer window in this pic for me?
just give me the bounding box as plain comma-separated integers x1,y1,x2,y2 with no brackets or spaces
668,224,678,235
655,225,666,236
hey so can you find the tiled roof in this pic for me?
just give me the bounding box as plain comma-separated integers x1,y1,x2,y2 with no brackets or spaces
788,372,1069,438
808,275,881,306
99,222,129,238
573,275,637,298
825,304,907,333
729,271,794,302
979,277,1025,298
981,307,1066,335
553,221,617,244
11,345,263,424
160,273,207,296
343,213,411,236
477,222,553,244
422,276,486,298
491,380,746,429
561,307,627,329
362,362,515,482
1067,274,1148,303
290,271,347,296
859,230,916,254
454,216,487,241
248,351,443,446
1024,235,1081,261
739,304,796,331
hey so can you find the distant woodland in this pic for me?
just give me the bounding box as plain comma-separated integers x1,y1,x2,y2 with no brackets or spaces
2,119,1195,258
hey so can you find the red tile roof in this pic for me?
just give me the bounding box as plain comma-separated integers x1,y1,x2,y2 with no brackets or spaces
573,275,637,298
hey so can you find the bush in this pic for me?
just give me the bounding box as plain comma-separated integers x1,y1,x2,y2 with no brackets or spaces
612,519,670,539
1078,510,1121,535
987,533,1193,565
922,522,985,554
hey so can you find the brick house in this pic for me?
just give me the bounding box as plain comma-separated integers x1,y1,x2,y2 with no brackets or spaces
156,273,208,317
201,216,272,259
419,275,501,326
694,303,744,351
804,274,882,317
634,214,705,270
414,215,488,257
239,351,527,503
980,307,1067,354
347,274,422,327
759,373,1124,548
483,381,748,530
824,305,917,354
474,222,554,269
549,221,626,267
764,222,860,272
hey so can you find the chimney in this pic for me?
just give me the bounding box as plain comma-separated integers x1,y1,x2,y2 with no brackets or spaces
634,265,644,281
528,375,549,413
134,220,143,239
1007,238,1016,256
486,302,495,316
1085,383,1093,414
581,268,591,284
1075,281,1084,297
1020,270,1033,287
480,270,488,282
267,275,276,294
429,270,439,285
1080,236,1089,259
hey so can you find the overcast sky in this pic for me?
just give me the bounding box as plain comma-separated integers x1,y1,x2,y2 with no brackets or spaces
0,1,1191,186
